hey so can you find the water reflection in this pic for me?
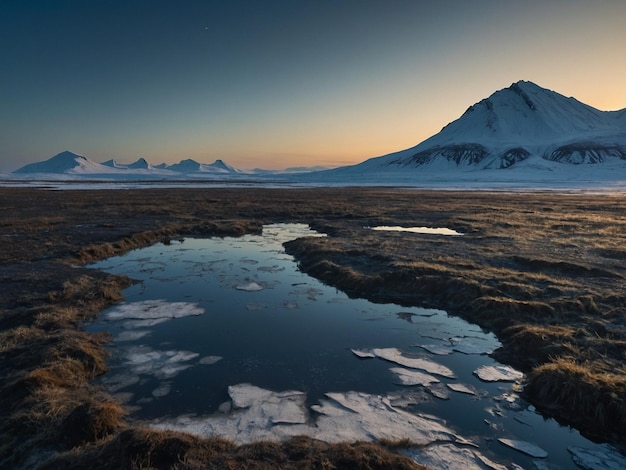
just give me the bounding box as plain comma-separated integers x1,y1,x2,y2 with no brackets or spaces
88,224,615,469
369,225,462,235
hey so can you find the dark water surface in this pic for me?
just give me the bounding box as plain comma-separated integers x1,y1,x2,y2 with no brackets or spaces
88,224,614,469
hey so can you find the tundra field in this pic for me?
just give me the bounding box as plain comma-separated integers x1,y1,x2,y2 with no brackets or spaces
1,187,625,469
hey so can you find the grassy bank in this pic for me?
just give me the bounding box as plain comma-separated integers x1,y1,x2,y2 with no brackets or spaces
1,187,625,467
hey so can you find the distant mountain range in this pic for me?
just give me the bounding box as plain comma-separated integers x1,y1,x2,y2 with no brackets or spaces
9,80,626,187
12,151,326,177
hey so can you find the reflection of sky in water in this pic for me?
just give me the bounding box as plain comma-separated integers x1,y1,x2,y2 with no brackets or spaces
88,224,611,469
369,225,463,235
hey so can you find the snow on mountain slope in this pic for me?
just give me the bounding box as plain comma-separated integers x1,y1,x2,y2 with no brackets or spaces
166,159,239,173
102,159,128,169
12,153,244,178
13,151,113,174
329,81,626,173
128,158,152,170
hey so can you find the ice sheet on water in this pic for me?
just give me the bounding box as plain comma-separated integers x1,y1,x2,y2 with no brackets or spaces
498,438,548,458
123,345,199,380
568,444,626,470
406,443,508,470
152,383,461,446
390,367,440,386
235,281,264,291
198,355,222,365
474,365,523,382
229,384,308,425
447,383,478,396
104,300,204,321
350,348,376,359
370,347,456,378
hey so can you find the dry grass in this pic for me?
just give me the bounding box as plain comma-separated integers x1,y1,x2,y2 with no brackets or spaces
1,187,626,467
526,358,626,442
41,430,423,470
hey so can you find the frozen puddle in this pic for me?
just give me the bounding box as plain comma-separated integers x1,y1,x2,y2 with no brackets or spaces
369,225,463,236
88,223,620,469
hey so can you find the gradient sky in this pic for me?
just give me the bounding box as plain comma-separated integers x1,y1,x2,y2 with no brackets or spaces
1,0,625,172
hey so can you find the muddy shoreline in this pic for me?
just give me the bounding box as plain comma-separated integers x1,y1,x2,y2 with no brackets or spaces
1,187,625,468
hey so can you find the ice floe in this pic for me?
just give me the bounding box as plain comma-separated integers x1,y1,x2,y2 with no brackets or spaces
390,367,440,386
568,444,626,470
123,346,199,380
370,347,456,378
350,348,376,359
153,383,463,446
447,383,478,396
198,355,222,365
103,300,205,321
474,365,523,382
406,443,508,470
498,438,548,458
235,281,264,291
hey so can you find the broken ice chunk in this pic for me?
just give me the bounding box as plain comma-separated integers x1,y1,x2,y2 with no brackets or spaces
390,367,440,386
227,383,308,425
153,384,460,446
350,348,376,359
427,384,451,400
123,346,199,380
199,355,222,365
104,300,204,320
447,383,477,396
407,443,508,470
371,348,456,378
235,282,264,291
568,443,626,470
474,365,523,382
498,438,548,458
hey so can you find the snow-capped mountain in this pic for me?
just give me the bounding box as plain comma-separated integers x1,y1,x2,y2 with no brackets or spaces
8,81,626,188
128,158,152,170
167,158,239,174
321,81,626,176
12,152,243,177
13,151,113,174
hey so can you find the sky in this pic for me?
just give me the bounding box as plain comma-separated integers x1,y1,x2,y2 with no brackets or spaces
1,0,625,172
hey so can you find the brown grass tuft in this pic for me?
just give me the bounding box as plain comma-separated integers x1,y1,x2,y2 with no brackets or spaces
526,358,626,442
41,431,423,470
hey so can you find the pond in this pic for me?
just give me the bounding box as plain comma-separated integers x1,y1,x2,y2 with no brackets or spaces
87,224,623,469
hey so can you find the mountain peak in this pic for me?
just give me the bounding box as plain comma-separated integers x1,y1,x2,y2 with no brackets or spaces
13,150,98,173
352,80,626,172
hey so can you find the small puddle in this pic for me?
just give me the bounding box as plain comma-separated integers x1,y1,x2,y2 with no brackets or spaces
87,223,619,469
369,225,463,235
